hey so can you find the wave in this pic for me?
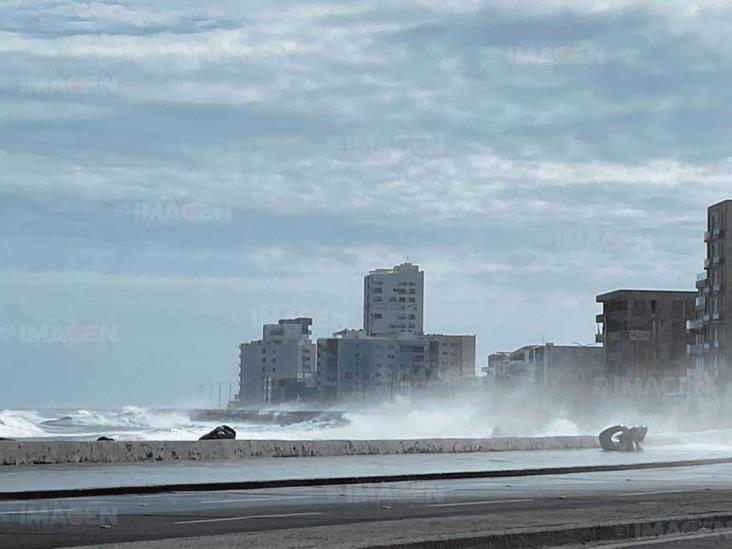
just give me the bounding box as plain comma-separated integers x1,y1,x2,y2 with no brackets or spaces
0,410,48,438
3,400,732,445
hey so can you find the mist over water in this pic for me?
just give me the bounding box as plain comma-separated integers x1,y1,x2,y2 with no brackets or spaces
3,390,732,449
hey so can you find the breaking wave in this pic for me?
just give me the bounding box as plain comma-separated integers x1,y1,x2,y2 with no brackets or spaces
2,397,732,446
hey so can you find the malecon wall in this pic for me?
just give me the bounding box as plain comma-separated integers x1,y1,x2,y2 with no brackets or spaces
0,436,599,466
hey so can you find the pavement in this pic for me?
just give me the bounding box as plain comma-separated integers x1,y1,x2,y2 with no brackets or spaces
1,444,728,492
4,460,732,548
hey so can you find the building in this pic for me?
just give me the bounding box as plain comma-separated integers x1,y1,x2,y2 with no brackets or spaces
363,262,424,337
317,329,434,403
688,199,732,393
236,318,316,406
483,343,603,396
427,334,476,383
595,290,696,394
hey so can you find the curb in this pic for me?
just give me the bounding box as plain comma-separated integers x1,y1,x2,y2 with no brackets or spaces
376,512,732,548
2,456,732,501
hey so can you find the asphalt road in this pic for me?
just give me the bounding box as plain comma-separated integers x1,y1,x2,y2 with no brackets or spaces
4,462,732,548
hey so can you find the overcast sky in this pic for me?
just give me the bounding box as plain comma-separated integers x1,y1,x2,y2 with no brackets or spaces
1,1,730,408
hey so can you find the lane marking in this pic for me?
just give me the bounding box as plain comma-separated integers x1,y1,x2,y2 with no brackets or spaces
427,498,534,508
596,527,732,547
620,489,691,497
0,508,77,515
200,496,310,504
173,512,323,525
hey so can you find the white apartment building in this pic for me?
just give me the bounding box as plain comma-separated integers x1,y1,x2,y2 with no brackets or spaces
363,262,424,337
237,317,316,406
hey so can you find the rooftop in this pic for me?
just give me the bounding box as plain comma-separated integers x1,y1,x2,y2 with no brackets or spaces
596,289,697,302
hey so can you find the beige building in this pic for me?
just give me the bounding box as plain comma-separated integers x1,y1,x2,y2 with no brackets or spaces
428,334,476,382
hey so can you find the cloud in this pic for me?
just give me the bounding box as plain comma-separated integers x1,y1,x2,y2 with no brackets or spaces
0,0,728,406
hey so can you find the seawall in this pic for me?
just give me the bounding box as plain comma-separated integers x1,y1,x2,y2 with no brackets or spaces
0,436,599,466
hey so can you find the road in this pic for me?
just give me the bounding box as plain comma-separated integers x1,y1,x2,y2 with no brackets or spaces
3,461,732,548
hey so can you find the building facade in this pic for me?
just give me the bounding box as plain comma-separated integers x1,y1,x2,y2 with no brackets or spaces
363,262,424,337
688,199,732,393
483,343,603,396
317,329,434,403
237,317,316,406
595,290,696,394
427,334,476,383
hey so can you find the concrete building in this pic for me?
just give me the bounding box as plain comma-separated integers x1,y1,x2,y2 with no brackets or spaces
427,334,476,382
237,318,316,406
364,262,424,337
317,329,434,403
595,290,696,394
688,199,732,393
483,343,603,396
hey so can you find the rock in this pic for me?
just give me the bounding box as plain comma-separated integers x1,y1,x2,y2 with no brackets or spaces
0,437,15,441
199,425,236,441
96,436,115,442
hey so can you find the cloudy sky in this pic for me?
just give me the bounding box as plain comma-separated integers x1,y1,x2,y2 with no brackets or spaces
1,0,730,408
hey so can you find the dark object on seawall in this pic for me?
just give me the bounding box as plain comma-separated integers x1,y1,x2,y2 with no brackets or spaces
0,438,15,441
96,436,114,441
599,425,648,452
199,425,236,440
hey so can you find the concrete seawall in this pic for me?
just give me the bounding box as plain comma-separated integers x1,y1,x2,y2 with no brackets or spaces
0,436,599,466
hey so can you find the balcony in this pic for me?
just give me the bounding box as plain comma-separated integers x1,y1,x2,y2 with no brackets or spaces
595,313,604,323
687,318,704,332
712,255,725,266
695,296,706,310
687,342,712,357
712,311,724,322
705,227,725,242
595,332,604,344
696,272,708,288
712,283,724,293
705,258,711,268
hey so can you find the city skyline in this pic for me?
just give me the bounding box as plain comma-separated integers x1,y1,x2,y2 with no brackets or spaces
2,1,732,408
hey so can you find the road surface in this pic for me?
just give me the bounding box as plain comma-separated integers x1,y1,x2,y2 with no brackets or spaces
3,461,732,547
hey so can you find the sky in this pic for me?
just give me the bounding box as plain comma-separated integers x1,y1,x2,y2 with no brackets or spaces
1,0,731,408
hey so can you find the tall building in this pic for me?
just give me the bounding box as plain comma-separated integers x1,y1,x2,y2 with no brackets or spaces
427,334,476,383
237,318,316,406
595,290,696,391
363,262,424,337
317,329,433,403
689,199,732,392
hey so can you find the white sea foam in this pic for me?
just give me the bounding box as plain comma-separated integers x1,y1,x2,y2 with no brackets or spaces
0,410,48,438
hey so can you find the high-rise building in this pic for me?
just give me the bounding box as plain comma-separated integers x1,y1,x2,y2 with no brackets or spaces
689,199,732,393
363,262,424,337
595,290,695,391
236,317,316,406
